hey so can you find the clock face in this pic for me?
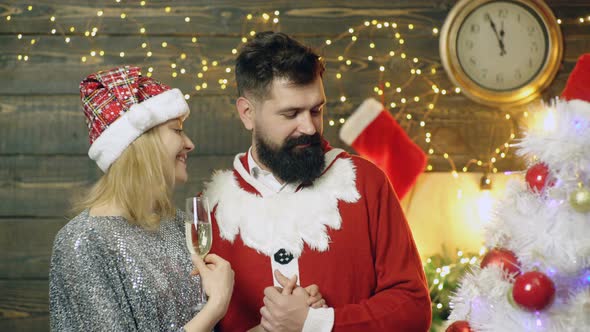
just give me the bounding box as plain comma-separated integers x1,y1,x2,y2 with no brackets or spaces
456,1,549,91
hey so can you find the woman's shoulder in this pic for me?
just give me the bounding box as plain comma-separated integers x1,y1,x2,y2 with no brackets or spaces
54,209,186,249
54,210,91,242
52,210,122,255
51,211,98,264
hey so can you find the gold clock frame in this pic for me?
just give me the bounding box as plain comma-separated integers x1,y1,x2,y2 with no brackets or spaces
439,0,563,108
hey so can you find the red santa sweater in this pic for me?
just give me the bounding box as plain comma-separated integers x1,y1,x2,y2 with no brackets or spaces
205,148,431,331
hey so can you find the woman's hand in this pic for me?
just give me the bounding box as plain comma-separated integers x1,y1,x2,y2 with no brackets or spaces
184,254,234,332
191,253,234,318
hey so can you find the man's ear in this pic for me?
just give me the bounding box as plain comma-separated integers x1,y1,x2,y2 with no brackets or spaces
236,96,255,131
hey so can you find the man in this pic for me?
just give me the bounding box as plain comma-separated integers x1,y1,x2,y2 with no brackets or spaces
205,31,431,331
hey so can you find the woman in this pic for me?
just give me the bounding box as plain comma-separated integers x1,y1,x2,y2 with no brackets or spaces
49,66,233,332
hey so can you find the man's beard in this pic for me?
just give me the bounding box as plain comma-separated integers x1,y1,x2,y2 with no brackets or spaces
255,132,325,184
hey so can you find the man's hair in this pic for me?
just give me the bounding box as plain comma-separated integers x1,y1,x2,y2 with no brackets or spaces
71,125,175,230
235,31,325,99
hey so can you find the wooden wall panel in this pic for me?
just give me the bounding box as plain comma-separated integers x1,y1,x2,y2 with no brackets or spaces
0,34,587,96
0,281,49,330
0,219,67,279
0,1,453,36
0,93,536,179
0,155,237,217
0,96,247,155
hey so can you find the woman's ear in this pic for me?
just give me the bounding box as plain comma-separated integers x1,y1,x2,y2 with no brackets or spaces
236,96,255,131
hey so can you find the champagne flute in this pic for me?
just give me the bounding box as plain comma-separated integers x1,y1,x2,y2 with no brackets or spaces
185,196,212,310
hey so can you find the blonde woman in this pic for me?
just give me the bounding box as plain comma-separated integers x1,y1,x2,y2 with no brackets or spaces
49,66,234,332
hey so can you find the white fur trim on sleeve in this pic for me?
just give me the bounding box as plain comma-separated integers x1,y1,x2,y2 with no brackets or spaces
88,88,189,172
302,307,334,332
339,98,383,146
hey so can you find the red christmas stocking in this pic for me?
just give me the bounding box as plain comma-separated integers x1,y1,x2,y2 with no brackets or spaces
339,98,427,199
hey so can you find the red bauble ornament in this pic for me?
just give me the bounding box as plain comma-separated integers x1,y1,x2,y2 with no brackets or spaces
512,271,555,311
446,320,473,332
525,163,552,192
480,248,521,276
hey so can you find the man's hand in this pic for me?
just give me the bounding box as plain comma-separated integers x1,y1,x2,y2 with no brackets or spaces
274,270,327,308
259,271,310,331
304,284,327,309
273,269,298,295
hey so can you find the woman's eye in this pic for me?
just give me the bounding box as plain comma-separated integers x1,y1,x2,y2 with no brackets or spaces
174,128,183,134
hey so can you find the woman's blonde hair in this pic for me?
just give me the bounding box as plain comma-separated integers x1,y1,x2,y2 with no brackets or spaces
73,125,175,230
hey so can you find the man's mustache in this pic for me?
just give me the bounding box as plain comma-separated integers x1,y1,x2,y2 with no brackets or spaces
283,133,322,150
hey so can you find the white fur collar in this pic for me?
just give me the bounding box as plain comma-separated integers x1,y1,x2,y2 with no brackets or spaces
204,149,360,257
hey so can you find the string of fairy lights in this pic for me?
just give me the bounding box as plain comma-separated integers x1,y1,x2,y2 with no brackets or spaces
424,247,485,316
3,2,587,177
314,19,521,177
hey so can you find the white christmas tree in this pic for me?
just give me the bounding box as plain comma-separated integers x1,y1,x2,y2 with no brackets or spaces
445,55,590,332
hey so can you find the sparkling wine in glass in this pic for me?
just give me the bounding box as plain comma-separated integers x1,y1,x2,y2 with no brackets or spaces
185,196,212,310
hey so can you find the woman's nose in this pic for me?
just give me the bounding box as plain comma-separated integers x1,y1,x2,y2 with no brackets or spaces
184,135,195,152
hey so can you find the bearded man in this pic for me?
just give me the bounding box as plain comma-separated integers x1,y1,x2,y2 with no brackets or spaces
204,31,431,332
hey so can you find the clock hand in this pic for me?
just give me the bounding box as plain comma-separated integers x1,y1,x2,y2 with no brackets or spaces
499,21,506,55
499,39,506,56
484,13,507,56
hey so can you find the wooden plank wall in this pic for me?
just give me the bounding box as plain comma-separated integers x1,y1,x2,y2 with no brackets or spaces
0,1,588,330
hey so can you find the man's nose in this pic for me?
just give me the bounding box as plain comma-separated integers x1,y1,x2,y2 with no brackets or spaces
298,112,317,135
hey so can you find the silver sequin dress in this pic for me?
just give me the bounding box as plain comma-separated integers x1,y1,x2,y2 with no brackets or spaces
49,209,202,332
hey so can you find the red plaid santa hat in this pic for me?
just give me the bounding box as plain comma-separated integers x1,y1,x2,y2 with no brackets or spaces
80,66,189,172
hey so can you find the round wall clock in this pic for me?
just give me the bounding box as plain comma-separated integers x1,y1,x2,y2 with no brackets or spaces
439,0,563,107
